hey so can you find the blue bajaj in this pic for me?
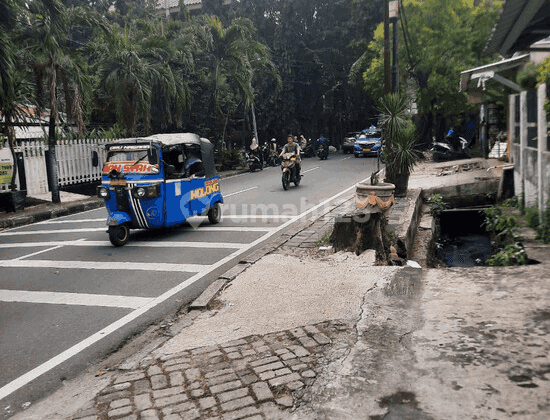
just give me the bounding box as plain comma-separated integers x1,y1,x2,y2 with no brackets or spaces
95,133,223,247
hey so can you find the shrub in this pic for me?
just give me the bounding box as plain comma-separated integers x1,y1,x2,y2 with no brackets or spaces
486,242,528,266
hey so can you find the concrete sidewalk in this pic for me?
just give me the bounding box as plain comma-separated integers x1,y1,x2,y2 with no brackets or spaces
7,158,550,420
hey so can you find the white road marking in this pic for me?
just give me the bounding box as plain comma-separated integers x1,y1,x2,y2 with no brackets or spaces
0,173,372,401
302,166,319,174
0,290,153,309
0,241,247,249
13,245,62,260
32,218,106,225
223,215,296,220
224,186,258,197
0,260,209,273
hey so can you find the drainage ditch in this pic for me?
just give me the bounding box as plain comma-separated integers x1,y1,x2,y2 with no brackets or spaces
435,207,492,267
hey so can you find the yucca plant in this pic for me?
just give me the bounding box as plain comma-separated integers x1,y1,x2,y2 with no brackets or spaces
378,93,421,196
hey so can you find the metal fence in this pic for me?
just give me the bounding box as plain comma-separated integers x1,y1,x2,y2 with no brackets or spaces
0,138,112,196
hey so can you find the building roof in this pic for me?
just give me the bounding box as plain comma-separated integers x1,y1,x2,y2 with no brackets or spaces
485,0,550,56
460,53,530,92
157,0,201,10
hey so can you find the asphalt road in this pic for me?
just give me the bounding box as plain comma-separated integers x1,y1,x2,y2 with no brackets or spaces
0,152,378,413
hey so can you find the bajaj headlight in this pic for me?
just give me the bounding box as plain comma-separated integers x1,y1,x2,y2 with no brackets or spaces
97,186,110,199
132,185,160,199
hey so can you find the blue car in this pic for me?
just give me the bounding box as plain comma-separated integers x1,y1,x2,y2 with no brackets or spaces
354,125,382,158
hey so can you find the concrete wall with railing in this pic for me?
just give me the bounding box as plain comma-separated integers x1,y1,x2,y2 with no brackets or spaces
509,83,550,214
0,138,111,197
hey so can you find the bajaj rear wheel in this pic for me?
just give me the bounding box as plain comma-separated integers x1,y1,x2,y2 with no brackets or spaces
208,202,222,224
109,224,129,247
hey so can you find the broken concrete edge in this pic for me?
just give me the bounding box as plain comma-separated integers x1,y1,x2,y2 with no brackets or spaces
188,278,228,310
394,188,423,259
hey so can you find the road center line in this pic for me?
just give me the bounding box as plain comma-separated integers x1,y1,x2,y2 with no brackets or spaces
0,289,153,309
302,166,319,174
224,186,258,198
0,173,372,401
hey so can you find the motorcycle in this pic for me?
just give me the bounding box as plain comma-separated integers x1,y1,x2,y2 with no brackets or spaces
245,149,263,172
281,152,301,190
301,139,315,158
432,122,476,162
263,141,281,167
316,137,329,160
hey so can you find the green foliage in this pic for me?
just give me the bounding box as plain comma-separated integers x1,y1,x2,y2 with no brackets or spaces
483,205,528,266
502,196,519,208
484,206,519,245
536,56,550,84
536,195,550,244
516,62,538,90
427,194,448,218
377,93,420,186
217,147,244,170
358,0,502,143
524,206,540,230
486,242,528,266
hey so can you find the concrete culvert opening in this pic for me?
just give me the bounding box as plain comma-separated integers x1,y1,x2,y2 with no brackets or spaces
436,207,492,267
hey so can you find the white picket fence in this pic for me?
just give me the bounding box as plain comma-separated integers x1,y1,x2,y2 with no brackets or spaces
0,138,112,196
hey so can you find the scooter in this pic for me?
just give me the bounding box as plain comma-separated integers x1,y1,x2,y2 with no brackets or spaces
432,122,476,162
301,139,315,158
281,152,301,190
246,149,263,172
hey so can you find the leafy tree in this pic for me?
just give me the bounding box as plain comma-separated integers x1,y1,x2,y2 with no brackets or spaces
357,0,502,147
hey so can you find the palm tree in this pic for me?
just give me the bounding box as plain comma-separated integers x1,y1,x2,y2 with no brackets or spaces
1,0,35,199
22,0,108,203
98,19,190,136
378,93,421,196
187,15,281,146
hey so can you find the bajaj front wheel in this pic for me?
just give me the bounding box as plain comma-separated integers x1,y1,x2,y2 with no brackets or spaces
208,202,222,224
109,224,129,247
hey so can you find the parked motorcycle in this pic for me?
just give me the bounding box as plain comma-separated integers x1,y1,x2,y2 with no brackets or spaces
246,149,263,172
281,152,301,190
301,139,315,158
263,141,281,167
316,136,329,160
432,122,476,162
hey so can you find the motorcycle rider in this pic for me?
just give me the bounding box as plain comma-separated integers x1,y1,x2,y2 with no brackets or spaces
280,134,301,175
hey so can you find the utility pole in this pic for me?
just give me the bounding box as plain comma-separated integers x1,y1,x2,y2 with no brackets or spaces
389,0,399,93
384,0,391,95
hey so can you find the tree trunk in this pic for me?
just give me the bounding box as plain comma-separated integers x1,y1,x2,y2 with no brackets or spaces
47,114,61,203
329,210,393,264
5,121,18,192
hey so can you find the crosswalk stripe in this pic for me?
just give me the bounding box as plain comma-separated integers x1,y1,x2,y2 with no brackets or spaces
0,241,247,249
0,260,208,272
0,289,153,309
0,226,272,236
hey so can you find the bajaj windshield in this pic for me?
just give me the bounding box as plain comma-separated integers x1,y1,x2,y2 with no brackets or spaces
103,145,160,175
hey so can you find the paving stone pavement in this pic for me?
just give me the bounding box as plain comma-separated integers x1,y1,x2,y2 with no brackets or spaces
64,194,415,420
71,321,351,420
